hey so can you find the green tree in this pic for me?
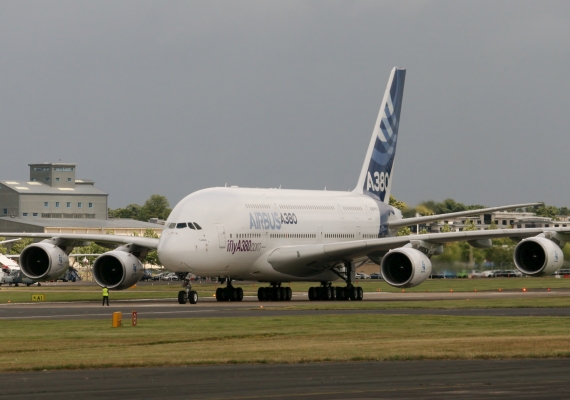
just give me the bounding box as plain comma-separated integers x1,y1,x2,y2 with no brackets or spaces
558,207,570,216
389,195,407,211
440,223,452,233
396,227,411,236
0,238,8,254
534,205,559,220
9,238,33,254
143,229,161,266
142,194,171,221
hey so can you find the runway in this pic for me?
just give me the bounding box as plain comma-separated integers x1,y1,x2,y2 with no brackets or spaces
2,292,570,320
2,359,570,399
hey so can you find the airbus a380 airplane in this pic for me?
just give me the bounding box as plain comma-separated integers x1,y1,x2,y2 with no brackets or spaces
3,68,566,304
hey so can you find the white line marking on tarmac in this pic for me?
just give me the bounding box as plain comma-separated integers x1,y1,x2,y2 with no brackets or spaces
0,310,218,319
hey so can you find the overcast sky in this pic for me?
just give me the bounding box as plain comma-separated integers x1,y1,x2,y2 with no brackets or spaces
1,1,569,209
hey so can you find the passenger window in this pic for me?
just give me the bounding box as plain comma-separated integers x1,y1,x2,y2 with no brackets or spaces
188,222,196,230
169,223,176,229
176,222,187,229
194,223,202,230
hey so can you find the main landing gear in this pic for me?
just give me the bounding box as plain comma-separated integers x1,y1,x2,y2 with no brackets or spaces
257,283,292,301
307,263,364,301
216,280,244,302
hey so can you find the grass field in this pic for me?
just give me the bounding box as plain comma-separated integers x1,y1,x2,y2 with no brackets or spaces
1,277,570,304
1,314,570,371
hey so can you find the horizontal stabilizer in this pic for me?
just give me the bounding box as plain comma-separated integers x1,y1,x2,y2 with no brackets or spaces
388,202,543,229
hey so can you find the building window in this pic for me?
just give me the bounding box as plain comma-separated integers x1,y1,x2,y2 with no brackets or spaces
68,178,72,182
78,202,82,208
45,178,51,182
66,202,71,208
55,202,60,208
33,213,38,217
88,202,93,208
56,178,60,182
44,202,49,207
23,213,28,217
2,208,7,215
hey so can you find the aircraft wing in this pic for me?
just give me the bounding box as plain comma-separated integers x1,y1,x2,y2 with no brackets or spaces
267,227,570,277
388,202,542,229
0,232,159,250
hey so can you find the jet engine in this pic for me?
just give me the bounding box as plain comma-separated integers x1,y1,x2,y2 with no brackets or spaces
514,236,563,276
381,247,432,288
20,242,69,281
93,251,143,290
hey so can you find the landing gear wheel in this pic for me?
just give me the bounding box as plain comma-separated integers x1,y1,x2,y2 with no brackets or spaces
38,283,41,287
279,287,286,301
285,287,292,301
236,287,244,301
356,286,364,301
349,286,357,301
324,286,332,301
274,287,282,301
216,287,224,302
189,290,198,304
178,290,188,304
308,287,317,301
258,287,266,301
264,287,272,301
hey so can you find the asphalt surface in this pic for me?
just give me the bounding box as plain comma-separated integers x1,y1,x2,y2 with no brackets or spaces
2,359,570,399
3,299,570,320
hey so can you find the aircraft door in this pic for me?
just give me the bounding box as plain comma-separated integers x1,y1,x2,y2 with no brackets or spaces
261,231,268,248
216,225,226,249
317,225,322,244
336,204,344,219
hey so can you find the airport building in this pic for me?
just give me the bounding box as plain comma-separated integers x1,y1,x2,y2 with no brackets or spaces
0,163,107,220
412,211,570,233
0,162,162,235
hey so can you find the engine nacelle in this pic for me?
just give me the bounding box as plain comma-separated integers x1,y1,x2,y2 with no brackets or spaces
514,236,563,276
20,242,69,281
381,247,432,288
93,251,143,290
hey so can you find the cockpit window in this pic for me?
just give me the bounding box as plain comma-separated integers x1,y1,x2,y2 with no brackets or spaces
188,222,196,230
176,222,187,229
168,223,176,229
194,223,202,230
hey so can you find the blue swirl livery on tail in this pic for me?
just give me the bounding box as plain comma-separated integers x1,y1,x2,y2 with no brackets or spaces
354,67,406,203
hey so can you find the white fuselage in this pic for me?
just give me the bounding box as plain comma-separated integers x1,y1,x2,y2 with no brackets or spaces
157,187,400,282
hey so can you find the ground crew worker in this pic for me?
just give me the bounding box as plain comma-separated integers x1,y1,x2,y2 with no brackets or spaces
102,286,109,306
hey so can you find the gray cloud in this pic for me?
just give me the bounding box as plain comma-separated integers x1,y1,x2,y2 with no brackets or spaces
1,1,569,208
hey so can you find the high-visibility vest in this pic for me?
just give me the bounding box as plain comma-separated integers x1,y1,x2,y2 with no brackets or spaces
102,288,109,296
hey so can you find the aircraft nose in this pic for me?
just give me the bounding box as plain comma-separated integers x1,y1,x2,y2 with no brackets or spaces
157,234,177,268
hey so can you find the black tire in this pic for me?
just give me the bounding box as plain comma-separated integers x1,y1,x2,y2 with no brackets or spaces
356,286,364,301
26,283,31,287
189,291,198,304
178,290,187,304
349,286,357,301
335,287,344,300
308,287,316,301
258,287,265,301
229,287,238,302
324,286,332,301
38,283,41,287
285,287,292,301
330,286,336,301
216,287,224,301
279,287,286,301
274,287,282,301
236,287,244,301
264,287,272,301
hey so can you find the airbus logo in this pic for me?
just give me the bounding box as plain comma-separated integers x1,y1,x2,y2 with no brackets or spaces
366,171,389,192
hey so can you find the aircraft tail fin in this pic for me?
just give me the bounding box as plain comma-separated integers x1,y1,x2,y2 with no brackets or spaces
354,67,406,203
